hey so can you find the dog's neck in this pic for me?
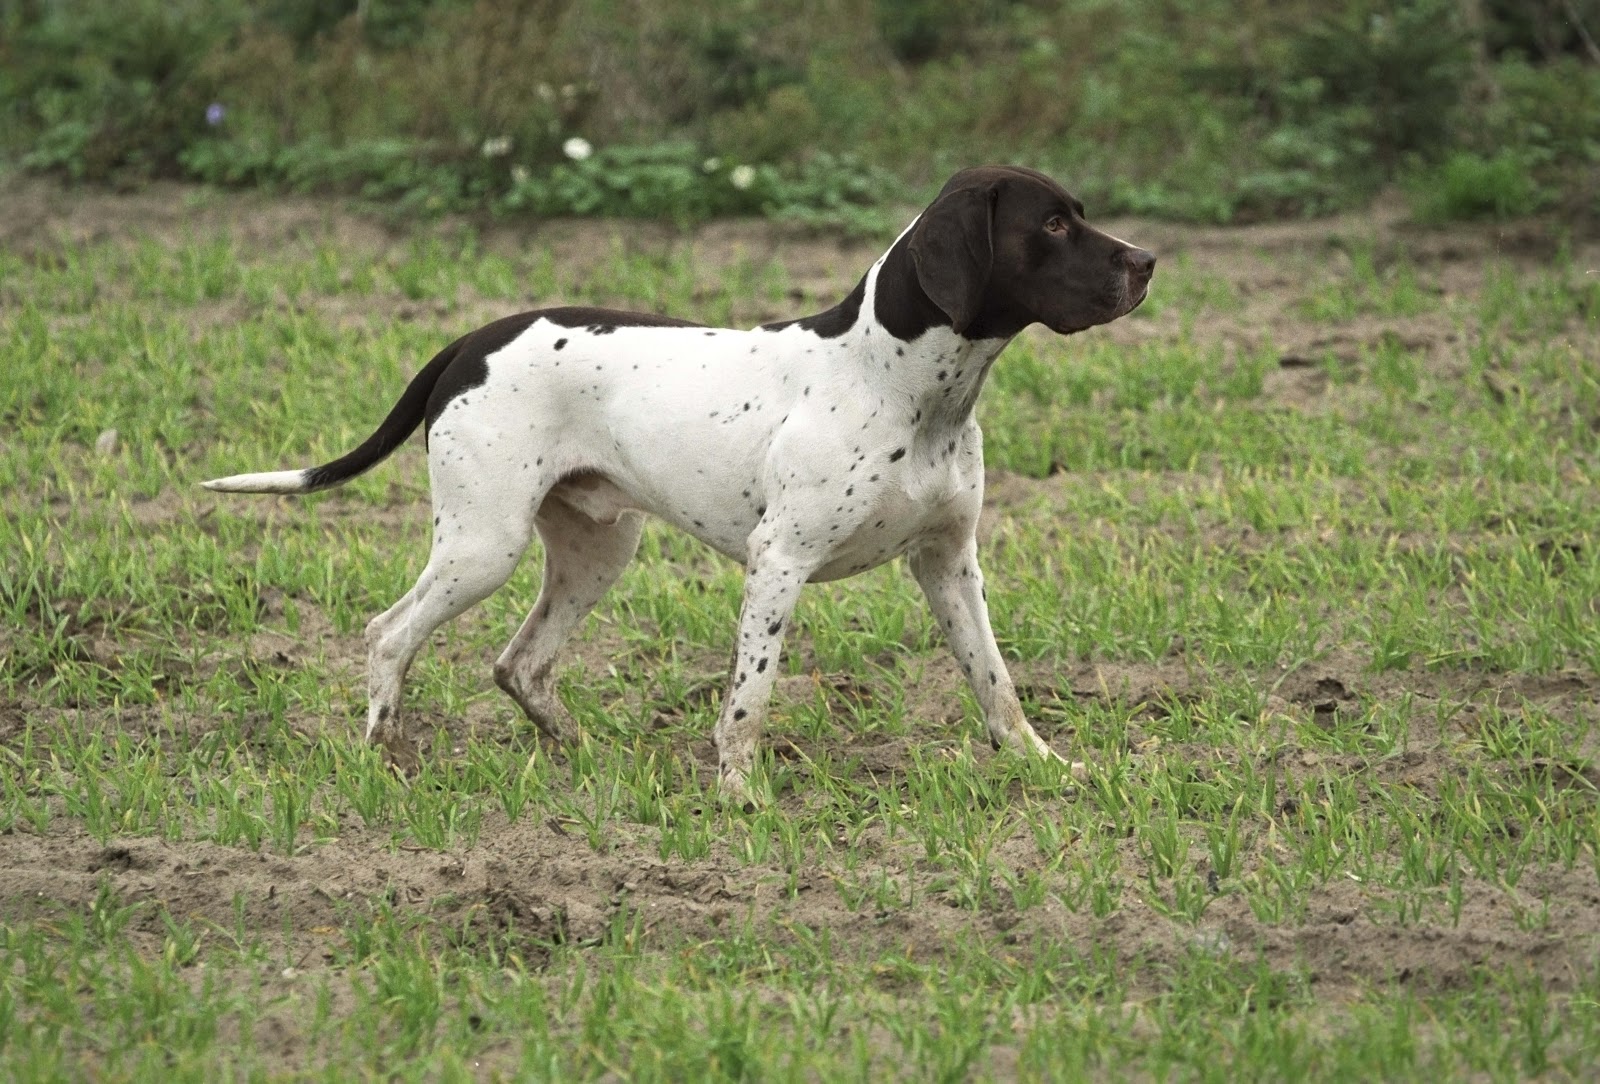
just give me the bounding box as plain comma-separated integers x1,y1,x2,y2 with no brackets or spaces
811,233,1014,431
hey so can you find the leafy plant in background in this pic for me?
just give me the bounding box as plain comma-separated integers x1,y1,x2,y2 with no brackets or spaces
761,152,906,234
1408,150,1545,221
502,143,901,230
177,131,902,230
502,142,766,221
181,136,478,214
257,0,438,48
8,0,239,180
1282,0,1473,170
873,0,1002,63
1452,54,1600,217
3,0,1597,224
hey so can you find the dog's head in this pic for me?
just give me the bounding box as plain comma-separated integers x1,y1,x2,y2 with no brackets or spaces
908,165,1154,340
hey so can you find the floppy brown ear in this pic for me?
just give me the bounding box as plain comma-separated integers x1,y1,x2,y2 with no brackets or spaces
908,184,995,334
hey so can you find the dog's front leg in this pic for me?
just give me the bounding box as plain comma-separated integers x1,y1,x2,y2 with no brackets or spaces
714,553,813,806
909,534,1083,775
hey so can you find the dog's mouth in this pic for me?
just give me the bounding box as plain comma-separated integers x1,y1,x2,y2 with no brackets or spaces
1106,275,1151,323
1047,282,1148,335
1123,282,1150,315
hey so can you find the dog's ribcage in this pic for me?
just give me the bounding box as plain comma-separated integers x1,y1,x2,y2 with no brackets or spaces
432,298,996,581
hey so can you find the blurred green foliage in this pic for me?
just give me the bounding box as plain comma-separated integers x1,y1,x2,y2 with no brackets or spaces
1,0,1596,223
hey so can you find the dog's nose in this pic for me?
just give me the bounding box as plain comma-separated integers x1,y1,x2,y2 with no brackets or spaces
1123,248,1156,282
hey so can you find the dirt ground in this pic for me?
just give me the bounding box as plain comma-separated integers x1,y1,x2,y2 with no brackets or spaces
4,178,1600,1065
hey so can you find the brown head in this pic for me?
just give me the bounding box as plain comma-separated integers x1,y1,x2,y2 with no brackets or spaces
877,165,1154,342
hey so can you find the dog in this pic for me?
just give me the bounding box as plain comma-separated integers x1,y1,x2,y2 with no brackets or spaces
203,165,1155,803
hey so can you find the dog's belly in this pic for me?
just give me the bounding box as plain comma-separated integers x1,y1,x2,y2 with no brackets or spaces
545,469,765,562
548,471,941,582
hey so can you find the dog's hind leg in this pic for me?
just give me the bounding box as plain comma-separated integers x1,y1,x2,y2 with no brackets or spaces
493,496,644,743
363,457,546,768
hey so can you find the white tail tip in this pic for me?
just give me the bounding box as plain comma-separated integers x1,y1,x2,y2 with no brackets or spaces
200,469,313,494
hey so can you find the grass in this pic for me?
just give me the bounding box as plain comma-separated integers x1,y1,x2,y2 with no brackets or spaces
2,201,1600,1079
13,0,1600,228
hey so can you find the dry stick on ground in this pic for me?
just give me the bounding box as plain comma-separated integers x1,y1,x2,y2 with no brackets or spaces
1560,0,1600,65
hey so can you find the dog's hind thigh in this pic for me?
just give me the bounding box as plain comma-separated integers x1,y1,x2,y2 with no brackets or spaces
493,497,643,742
363,460,545,758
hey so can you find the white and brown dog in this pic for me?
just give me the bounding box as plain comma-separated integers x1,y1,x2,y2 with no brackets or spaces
205,165,1154,803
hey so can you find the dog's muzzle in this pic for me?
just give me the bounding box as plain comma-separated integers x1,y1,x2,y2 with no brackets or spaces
1120,247,1156,316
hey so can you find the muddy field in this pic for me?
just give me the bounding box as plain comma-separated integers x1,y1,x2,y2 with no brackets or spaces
3,178,1599,1077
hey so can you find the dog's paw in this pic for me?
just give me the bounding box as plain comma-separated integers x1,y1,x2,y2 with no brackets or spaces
525,705,580,747
996,726,1087,785
377,730,422,778
715,768,763,814
526,718,581,756
1033,745,1088,786
997,725,1056,760
1031,741,1086,778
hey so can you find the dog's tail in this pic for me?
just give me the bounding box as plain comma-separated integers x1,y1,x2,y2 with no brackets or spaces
200,337,463,495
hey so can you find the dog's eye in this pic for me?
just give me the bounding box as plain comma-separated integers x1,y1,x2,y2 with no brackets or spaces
1045,216,1069,234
